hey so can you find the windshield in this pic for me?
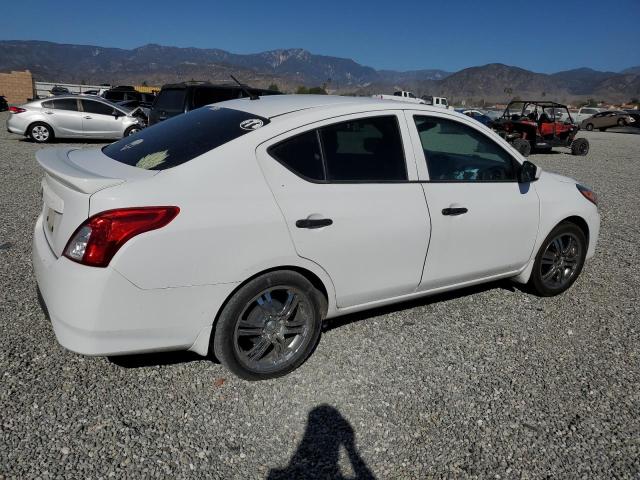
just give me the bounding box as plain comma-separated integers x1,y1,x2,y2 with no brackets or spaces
103,106,270,170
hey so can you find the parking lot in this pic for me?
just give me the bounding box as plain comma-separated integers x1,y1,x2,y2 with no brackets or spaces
0,110,638,478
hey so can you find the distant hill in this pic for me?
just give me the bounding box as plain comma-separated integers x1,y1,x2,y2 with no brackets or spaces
0,40,638,103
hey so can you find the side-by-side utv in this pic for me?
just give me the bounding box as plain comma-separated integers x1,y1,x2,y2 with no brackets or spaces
491,100,589,157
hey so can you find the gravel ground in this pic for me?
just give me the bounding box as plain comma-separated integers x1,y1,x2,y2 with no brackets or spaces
0,113,638,479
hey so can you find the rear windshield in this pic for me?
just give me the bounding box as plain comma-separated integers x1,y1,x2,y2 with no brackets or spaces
103,106,269,170
154,89,186,112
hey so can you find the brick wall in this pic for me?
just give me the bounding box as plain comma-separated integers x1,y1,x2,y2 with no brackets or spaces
0,70,34,105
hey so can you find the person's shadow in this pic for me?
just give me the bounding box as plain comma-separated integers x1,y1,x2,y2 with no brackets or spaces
268,404,376,479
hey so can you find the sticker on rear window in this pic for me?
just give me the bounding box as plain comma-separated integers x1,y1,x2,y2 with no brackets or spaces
240,119,264,131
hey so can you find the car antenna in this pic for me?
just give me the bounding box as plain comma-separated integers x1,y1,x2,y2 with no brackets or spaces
230,75,259,100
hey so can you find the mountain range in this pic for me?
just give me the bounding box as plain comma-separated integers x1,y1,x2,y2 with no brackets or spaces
1,40,639,103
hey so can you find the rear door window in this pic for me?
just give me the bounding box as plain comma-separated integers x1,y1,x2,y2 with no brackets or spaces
270,115,407,183
103,106,270,170
154,89,186,113
53,98,79,111
320,116,407,182
269,131,324,181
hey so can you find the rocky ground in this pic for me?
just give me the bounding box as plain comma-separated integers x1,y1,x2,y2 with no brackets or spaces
0,112,638,479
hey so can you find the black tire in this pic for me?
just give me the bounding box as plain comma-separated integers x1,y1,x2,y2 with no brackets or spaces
617,118,627,127
511,138,531,157
124,125,142,137
528,222,587,297
28,122,54,143
585,123,594,131
213,271,324,381
571,138,589,156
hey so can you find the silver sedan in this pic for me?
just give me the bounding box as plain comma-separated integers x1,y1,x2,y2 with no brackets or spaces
6,95,145,143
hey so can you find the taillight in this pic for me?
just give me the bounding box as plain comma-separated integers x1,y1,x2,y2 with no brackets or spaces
576,184,597,206
8,106,26,114
63,207,179,267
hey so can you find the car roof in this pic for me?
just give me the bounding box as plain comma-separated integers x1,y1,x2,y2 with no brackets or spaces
217,94,455,119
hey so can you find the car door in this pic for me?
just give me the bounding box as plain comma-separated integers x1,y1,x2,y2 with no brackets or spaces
257,112,431,308
80,99,123,138
405,111,539,290
42,98,83,137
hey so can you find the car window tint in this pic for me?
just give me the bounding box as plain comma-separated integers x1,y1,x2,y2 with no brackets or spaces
155,89,186,112
42,100,54,109
414,115,516,182
269,131,324,181
104,91,124,101
193,88,239,108
52,99,78,111
319,116,407,182
103,106,269,170
81,100,114,115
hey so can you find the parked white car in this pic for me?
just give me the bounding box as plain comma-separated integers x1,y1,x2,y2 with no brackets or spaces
573,107,605,125
6,95,145,143
33,95,600,380
372,91,426,104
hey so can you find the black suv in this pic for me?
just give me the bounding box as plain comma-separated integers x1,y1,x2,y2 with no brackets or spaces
102,86,156,106
148,82,280,125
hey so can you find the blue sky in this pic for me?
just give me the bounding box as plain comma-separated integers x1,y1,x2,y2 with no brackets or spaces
3,0,639,73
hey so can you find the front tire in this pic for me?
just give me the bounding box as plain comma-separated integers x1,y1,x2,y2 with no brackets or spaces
28,122,53,143
585,123,594,131
528,222,587,297
617,118,627,127
213,271,323,380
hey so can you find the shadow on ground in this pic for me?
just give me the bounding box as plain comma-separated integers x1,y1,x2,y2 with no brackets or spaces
268,404,376,479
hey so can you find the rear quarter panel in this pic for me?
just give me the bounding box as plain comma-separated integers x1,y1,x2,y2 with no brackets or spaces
88,140,330,294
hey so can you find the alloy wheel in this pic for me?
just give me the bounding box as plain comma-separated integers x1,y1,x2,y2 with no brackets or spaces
32,125,49,141
233,286,312,373
539,233,582,289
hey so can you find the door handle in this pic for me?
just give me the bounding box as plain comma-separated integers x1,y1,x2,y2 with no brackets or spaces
44,111,54,115
442,207,468,216
296,218,333,229
83,116,92,119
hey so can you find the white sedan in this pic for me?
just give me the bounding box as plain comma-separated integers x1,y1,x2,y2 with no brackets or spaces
33,95,600,380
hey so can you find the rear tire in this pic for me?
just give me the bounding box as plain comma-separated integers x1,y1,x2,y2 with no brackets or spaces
571,138,589,156
213,271,323,381
528,222,587,297
585,123,594,131
511,138,531,157
28,122,53,143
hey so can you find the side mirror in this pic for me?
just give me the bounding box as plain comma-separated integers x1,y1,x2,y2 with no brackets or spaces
518,160,540,183
112,110,120,119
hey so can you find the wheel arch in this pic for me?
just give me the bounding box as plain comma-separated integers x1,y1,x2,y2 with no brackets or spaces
512,214,590,285
26,120,56,138
188,264,334,357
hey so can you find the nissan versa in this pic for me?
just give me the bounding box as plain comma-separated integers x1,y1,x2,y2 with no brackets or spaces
32,95,600,380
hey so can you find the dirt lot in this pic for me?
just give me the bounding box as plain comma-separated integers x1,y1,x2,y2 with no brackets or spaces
0,113,638,479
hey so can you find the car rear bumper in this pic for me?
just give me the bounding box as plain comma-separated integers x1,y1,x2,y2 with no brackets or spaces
32,214,236,356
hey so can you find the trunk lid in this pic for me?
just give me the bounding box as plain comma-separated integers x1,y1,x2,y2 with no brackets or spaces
37,147,156,257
